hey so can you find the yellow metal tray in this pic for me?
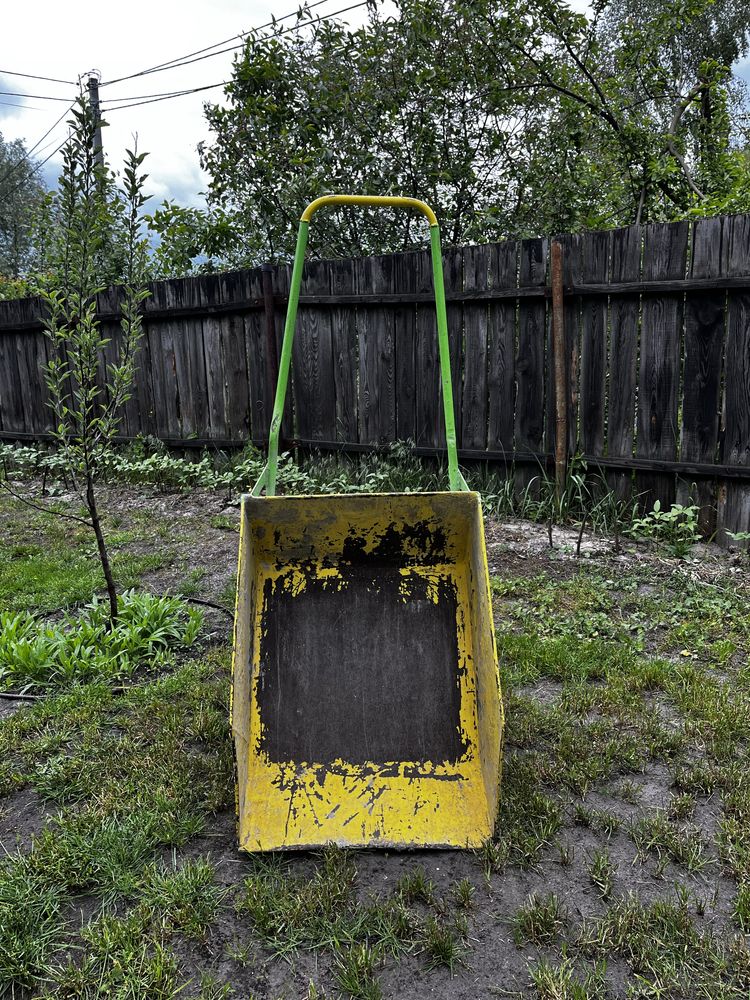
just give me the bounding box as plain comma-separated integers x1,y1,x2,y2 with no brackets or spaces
231,491,503,850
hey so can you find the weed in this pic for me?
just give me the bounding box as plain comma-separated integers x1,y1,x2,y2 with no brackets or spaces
529,955,609,999
396,866,435,906
668,793,696,821
630,501,701,557
573,806,621,839
514,893,567,946
734,883,750,932
452,878,476,909
139,858,226,941
0,590,201,691
421,915,465,973
210,515,238,531
178,567,206,598
616,779,642,804
333,943,382,1000
578,893,750,995
629,811,711,873
50,909,180,998
588,849,615,900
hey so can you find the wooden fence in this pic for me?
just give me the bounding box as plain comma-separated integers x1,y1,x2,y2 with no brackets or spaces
1,214,750,538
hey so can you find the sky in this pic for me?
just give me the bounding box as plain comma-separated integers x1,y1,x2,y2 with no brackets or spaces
1,0,749,213
0,0,369,209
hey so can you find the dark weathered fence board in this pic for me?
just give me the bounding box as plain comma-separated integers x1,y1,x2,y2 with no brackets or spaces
461,246,489,450
719,214,750,540
444,248,464,449
199,274,231,440
393,251,419,443
330,256,358,442
294,259,336,443
607,224,641,499
415,250,442,448
357,254,396,445
515,237,548,495
678,217,727,532
559,233,582,455
486,241,517,456
579,230,610,456
636,221,689,510
221,272,252,441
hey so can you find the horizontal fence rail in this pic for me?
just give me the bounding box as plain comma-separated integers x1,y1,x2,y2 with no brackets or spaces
1,213,749,539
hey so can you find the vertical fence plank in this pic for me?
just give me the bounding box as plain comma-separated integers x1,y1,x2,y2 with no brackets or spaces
294,259,336,443
218,271,252,442
444,247,464,449
330,257,358,442
579,230,610,457
393,251,419,443
130,284,157,439
269,263,294,443
199,274,230,440
719,214,750,541
678,218,727,534
486,241,517,463
607,225,641,500
515,237,548,495
635,221,689,511
357,254,396,445
415,249,441,448
243,268,269,443
461,246,489,450
146,281,179,439
553,233,582,455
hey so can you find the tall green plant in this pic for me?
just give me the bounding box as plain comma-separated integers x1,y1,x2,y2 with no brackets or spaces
41,99,150,623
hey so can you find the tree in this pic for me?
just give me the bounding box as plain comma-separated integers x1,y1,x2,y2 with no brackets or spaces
0,133,47,289
199,0,538,262
193,0,750,266
40,100,150,623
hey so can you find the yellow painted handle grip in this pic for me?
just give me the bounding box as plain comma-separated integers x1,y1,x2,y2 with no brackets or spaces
300,194,438,227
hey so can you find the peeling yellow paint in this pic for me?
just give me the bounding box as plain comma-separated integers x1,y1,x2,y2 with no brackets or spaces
231,491,503,851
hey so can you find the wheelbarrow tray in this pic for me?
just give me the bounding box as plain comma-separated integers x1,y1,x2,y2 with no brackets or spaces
231,490,503,851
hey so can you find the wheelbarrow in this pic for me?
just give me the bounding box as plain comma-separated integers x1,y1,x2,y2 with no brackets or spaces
231,195,503,851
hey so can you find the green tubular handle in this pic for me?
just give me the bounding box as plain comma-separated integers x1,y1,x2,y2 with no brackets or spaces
253,195,467,496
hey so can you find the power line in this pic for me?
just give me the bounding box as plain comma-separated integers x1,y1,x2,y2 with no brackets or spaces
0,89,75,103
104,84,227,104
101,0,366,87
99,2,368,114
0,68,76,86
0,100,45,111
101,82,228,113
101,0,333,87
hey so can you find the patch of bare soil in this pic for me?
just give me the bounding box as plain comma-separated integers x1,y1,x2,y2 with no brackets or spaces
0,787,48,853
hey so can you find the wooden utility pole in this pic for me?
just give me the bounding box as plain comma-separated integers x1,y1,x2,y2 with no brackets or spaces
87,72,104,166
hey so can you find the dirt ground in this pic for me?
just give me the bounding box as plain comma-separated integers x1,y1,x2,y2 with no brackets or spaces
1,482,749,999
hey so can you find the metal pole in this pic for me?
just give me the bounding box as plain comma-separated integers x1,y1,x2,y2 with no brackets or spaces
551,240,567,500
87,72,104,167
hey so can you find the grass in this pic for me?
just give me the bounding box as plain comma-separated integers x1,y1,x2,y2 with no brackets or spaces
0,497,173,615
2,462,750,997
513,894,568,946
588,849,615,900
